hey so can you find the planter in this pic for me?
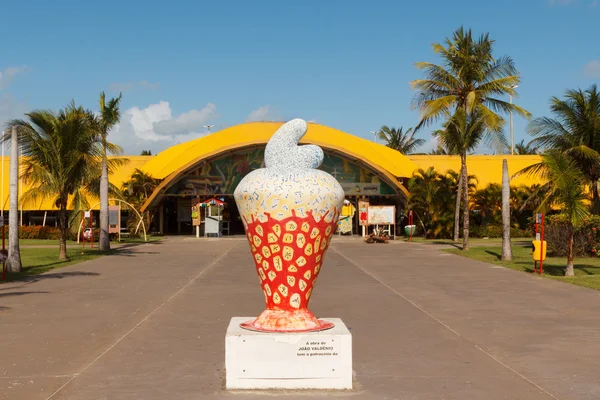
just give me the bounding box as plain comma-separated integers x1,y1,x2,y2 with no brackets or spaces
404,225,416,236
234,119,345,332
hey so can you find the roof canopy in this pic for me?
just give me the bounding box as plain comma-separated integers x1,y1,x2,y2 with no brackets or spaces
141,122,418,179
140,122,417,210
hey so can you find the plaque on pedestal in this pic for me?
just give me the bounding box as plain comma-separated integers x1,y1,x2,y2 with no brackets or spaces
225,317,353,390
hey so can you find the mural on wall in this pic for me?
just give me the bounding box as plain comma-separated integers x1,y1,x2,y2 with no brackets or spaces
166,148,396,196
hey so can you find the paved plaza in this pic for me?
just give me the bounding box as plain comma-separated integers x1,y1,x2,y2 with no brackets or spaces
1,237,599,399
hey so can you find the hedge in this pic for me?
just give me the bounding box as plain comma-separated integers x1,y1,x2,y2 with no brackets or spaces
470,225,531,239
0,226,101,241
542,215,600,258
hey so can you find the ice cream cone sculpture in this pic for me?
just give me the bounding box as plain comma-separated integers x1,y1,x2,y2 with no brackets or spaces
234,119,345,332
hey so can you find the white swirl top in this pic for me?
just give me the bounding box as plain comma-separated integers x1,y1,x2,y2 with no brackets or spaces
264,119,324,169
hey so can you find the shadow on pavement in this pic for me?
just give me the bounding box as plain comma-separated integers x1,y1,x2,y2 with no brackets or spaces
0,290,49,298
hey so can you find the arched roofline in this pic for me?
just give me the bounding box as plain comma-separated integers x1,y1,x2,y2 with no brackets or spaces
141,141,408,211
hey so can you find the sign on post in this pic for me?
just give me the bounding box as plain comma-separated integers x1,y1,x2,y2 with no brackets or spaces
108,205,120,234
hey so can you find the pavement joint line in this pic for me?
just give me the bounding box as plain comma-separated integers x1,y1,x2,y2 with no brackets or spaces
43,244,234,400
330,245,562,400
0,374,78,379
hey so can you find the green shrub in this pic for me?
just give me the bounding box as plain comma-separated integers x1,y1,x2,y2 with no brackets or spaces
470,225,531,238
541,215,600,258
0,226,106,241
0,225,62,240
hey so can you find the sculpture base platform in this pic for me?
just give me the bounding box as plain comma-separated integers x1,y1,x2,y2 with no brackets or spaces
225,317,353,390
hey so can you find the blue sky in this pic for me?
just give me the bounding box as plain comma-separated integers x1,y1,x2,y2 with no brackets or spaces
1,0,598,155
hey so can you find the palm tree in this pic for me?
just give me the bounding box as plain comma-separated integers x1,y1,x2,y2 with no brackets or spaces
443,168,478,242
8,103,103,261
377,126,425,154
5,126,21,272
435,109,502,249
121,169,160,232
98,92,123,251
514,140,538,155
501,159,512,260
411,26,530,249
528,85,600,213
429,146,449,155
407,167,459,238
516,151,589,276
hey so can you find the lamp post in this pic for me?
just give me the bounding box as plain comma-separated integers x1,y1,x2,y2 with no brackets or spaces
510,84,519,155
204,124,215,134
370,131,378,144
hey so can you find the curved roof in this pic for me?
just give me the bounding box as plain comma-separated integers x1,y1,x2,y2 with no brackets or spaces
140,122,417,210
142,122,418,179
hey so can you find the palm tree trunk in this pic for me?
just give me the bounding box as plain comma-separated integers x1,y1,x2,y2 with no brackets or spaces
6,126,21,272
461,153,470,251
59,200,68,261
99,149,110,251
591,182,600,215
566,225,575,276
453,169,463,242
501,159,512,260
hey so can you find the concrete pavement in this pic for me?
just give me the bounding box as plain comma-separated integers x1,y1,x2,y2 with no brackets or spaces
0,237,598,399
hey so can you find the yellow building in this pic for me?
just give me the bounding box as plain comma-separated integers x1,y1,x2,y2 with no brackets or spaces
0,122,542,234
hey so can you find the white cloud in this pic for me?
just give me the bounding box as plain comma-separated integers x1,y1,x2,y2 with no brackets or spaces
154,103,217,135
109,82,134,92
0,95,29,134
247,105,282,122
139,80,160,90
0,66,28,90
584,60,600,78
590,0,598,6
108,80,160,92
110,101,219,155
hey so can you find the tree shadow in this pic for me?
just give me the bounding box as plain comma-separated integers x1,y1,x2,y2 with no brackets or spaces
485,250,501,260
25,271,100,280
0,290,49,298
2,271,100,285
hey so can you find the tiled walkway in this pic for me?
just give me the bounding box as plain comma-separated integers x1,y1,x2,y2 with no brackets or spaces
1,237,598,399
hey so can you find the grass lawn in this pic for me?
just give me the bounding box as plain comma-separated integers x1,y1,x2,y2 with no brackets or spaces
1,247,113,282
18,236,162,246
445,242,600,291
401,236,531,246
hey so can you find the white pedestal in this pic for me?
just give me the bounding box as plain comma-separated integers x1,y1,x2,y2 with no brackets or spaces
225,317,352,390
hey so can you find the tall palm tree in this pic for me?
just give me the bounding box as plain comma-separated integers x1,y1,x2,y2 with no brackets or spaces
433,128,464,241
434,109,502,249
98,92,123,251
377,126,425,154
514,139,538,155
501,159,512,260
8,103,103,261
411,26,530,249
5,126,21,272
528,85,600,213
516,151,589,276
